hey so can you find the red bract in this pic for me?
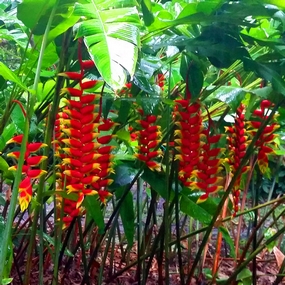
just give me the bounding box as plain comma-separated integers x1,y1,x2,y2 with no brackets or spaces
174,100,202,186
226,104,248,216
174,100,223,202
135,110,161,171
156,73,165,90
54,39,115,227
248,100,279,174
6,137,48,211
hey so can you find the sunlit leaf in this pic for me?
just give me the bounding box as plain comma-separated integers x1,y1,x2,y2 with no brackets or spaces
0,62,29,91
115,186,135,246
73,1,140,90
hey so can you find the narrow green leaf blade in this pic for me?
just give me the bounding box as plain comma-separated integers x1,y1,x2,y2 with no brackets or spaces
0,62,29,91
84,195,105,234
116,187,135,246
180,194,212,224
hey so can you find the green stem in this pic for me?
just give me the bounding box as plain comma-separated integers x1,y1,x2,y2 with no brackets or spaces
222,226,285,285
52,29,73,285
78,218,90,285
185,100,282,284
0,119,29,283
23,2,59,285
136,178,143,283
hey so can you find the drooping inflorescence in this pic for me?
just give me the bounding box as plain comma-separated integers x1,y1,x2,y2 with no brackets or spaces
174,99,223,202
135,109,162,171
54,39,115,227
247,100,279,174
226,104,248,215
7,135,47,211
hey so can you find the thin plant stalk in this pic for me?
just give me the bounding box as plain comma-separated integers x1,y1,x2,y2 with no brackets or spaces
23,2,60,284
212,172,231,280
223,226,285,285
78,218,90,285
0,118,29,282
163,65,173,285
185,100,282,284
107,194,285,283
237,198,283,266
212,198,229,282
51,29,74,285
98,211,119,284
174,167,184,284
235,157,256,260
136,177,143,284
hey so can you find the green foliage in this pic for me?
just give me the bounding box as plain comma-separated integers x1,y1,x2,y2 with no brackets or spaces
1,0,285,284
73,0,141,89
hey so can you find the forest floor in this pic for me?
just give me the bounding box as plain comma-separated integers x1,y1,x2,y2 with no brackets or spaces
11,235,282,285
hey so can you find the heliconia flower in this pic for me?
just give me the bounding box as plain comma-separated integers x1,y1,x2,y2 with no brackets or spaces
174,100,203,185
61,138,82,148
6,135,48,211
80,60,95,69
156,73,165,90
26,156,47,167
80,94,100,104
248,100,279,174
135,111,161,171
26,169,47,179
97,135,115,145
27,143,48,153
62,99,83,109
58,72,83,80
19,177,33,212
8,165,29,173
61,87,83,97
7,151,24,160
98,190,112,204
226,104,248,216
54,39,116,227
6,134,24,145
80,80,98,90
174,99,223,202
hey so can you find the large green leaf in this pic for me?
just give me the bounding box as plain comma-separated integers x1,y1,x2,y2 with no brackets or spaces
0,62,29,91
73,1,140,90
17,0,56,30
141,168,169,199
115,186,135,246
18,0,80,45
180,194,212,225
84,195,105,233
0,217,12,279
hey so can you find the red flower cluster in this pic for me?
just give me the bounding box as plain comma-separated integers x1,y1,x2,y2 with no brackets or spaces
118,83,132,97
193,132,223,203
248,100,279,174
156,73,165,90
174,99,202,186
226,104,248,215
135,110,161,171
174,99,223,202
7,135,47,211
54,40,115,227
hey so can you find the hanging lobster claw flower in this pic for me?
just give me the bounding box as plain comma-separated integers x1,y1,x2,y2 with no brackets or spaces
8,165,29,173
26,156,47,167
27,169,47,179
66,183,84,194
58,72,83,80
27,143,48,153
8,149,32,160
61,87,83,97
19,177,33,212
98,190,112,204
6,134,24,145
